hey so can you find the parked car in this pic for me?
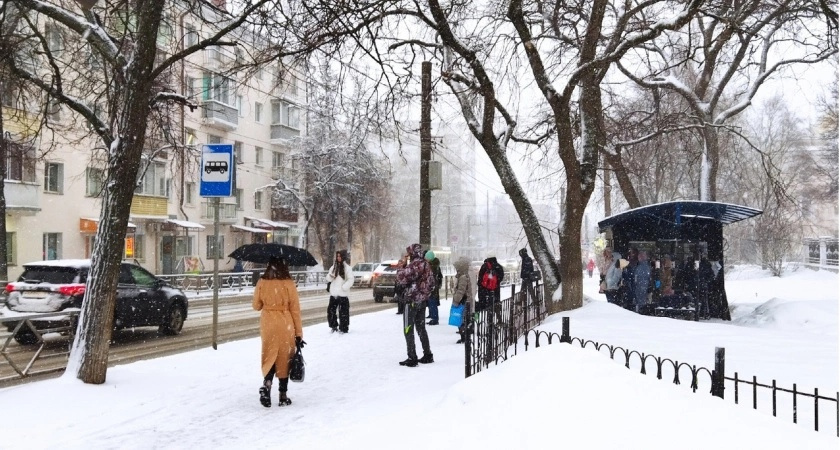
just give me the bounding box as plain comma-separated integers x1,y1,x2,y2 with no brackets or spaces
351,262,378,287
2,259,189,345
371,260,400,303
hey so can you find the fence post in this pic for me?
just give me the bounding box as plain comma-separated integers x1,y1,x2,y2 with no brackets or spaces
712,347,725,398
560,317,571,343
464,314,472,379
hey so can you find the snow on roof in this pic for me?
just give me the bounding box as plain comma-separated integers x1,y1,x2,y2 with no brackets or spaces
598,200,763,230
22,259,92,268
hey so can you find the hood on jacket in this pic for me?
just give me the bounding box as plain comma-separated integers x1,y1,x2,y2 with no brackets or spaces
454,256,470,275
612,251,622,262
519,248,528,258
407,243,424,260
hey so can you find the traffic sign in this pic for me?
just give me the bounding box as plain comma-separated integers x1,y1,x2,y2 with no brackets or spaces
200,144,234,197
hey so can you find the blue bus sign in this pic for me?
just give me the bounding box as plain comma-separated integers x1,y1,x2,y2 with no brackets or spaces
200,144,234,197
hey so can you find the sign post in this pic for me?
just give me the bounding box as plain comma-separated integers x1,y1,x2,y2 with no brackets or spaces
200,144,234,350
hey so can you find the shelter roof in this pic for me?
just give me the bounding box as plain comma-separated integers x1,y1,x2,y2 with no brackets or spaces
598,201,763,231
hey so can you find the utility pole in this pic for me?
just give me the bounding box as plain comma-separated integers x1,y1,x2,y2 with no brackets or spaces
419,61,432,249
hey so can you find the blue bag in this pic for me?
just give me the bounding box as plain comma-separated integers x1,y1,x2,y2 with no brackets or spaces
449,303,465,327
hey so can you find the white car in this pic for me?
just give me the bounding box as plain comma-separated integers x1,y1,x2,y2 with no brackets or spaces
351,262,378,287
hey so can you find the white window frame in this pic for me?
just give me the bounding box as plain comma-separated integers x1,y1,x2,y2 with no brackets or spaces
44,162,64,194
86,167,104,197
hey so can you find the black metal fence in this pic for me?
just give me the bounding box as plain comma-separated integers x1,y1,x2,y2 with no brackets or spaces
462,280,547,378
467,314,839,438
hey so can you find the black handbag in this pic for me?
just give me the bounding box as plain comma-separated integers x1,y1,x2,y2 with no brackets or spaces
289,344,305,383
325,281,331,293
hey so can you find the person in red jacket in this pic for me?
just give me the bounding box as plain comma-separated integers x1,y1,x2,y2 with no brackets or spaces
586,258,596,278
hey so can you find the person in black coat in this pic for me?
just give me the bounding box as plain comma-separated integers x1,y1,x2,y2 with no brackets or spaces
519,248,536,303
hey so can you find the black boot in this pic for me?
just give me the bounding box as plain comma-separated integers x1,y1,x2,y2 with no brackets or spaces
278,378,292,406
419,353,434,364
399,358,418,367
259,379,272,408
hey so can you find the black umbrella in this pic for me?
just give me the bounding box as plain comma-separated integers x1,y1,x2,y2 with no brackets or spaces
229,243,318,266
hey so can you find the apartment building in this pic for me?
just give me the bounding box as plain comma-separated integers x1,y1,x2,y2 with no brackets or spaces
2,1,307,279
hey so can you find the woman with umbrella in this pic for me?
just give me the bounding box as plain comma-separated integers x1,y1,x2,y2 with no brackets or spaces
253,256,304,407
326,250,354,333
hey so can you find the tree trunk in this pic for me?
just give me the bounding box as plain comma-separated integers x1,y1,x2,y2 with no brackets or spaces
604,152,642,209
68,0,165,384
700,124,720,201
0,109,8,282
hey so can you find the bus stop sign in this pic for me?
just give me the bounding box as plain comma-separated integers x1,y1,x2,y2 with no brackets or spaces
200,144,234,197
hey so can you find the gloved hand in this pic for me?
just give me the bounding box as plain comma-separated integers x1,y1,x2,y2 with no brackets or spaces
295,336,306,348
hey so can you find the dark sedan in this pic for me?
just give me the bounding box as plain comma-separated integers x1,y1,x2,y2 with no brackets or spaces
2,260,189,345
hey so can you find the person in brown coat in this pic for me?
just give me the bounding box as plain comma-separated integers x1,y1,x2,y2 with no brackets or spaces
253,257,303,407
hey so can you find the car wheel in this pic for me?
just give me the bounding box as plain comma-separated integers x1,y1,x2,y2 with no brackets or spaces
159,304,185,335
374,294,383,303
13,328,39,346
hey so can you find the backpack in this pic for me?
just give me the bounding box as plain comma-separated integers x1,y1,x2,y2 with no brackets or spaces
480,262,499,290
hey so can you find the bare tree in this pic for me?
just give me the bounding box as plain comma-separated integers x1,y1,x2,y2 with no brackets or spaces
275,60,390,265
618,0,837,201
1,0,276,384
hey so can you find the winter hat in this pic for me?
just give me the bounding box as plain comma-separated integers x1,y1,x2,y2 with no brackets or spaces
486,250,496,259
519,248,528,257
424,250,436,261
407,243,424,259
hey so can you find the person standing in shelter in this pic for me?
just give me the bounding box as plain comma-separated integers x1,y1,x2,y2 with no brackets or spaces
603,251,623,305
586,258,596,278
426,251,443,325
597,248,612,291
621,247,638,311
452,256,474,344
697,252,715,320
326,250,354,333
634,250,652,314
253,257,303,407
519,248,536,303
396,243,435,367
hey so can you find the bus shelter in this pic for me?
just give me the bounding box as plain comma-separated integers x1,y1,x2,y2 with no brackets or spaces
598,201,762,321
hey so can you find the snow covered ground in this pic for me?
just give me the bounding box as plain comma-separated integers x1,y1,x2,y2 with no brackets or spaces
0,265,837,449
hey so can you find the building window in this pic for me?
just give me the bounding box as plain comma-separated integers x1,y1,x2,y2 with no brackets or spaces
207,134,222,144
237,95,245,117
86,167,105,197
47,101,61,123
43,233,62,260
44,162,64,194
234,188,244,210
185,76,196,99
272,151,284,168
135,161,167,197
185,182,195,205
202,72,234,106
234,141,243,163
206,235,224,259
255,147,263,166
133,234,145,260
185,128,197,147
6,144,36,182
271,100,300,129
6,232,16,266
255,102,263,123
255,190,263,210
46,24,64,53
184,24,198,47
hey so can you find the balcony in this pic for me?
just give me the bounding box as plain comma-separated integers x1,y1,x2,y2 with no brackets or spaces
130,195,168,217
201,201,238,223
270,123,300,144
202,99,238,131
4,180,40,215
